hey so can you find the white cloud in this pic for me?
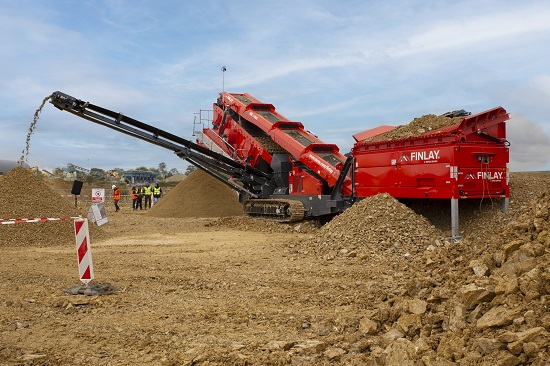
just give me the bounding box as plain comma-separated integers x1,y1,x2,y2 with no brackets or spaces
390,4,550,57
507,115,550,171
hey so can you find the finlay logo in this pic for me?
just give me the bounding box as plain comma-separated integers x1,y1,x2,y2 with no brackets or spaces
399,149,440,162
464,171,504,180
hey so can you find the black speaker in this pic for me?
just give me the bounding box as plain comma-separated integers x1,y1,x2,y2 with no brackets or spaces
71,180,84,195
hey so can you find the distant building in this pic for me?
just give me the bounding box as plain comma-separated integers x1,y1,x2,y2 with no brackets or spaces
0,160,30,175
124,170,157,184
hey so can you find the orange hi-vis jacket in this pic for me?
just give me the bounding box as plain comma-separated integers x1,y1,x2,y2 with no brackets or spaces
113,188,121,201
131,188,138,200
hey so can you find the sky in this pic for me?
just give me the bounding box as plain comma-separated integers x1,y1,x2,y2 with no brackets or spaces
1,0,549,173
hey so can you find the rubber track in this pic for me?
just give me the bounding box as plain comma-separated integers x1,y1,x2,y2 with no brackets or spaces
244,199,305,222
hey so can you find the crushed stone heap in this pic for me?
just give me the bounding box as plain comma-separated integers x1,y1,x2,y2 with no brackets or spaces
365,114,463,142
0,167,104,247
147,169,244,218
298,193,445,259
287,177,549,365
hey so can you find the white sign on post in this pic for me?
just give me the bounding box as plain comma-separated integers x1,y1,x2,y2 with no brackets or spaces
87,202,109,226
91,188,105,203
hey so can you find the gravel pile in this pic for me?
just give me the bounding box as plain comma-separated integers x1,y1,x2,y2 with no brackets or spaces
296,193,445,260
286,173,550,365
0,167,105,247
364,114,463,142
146,169,244,218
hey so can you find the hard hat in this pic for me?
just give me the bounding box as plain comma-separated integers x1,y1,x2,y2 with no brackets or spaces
145,182,149,184
132,185,136,189
155,181,159,184
112,185,116,189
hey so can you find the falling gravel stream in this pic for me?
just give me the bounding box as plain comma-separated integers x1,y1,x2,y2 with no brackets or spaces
19,94,53,165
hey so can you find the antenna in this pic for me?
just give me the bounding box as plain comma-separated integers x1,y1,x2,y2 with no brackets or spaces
221,66,227,92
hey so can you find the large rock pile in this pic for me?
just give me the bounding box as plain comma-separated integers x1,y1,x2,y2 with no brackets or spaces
364,114,463,142
0,167,105,247
146,169,244,218
281,174,550,364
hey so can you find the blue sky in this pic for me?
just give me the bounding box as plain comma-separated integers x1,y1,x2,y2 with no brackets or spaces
1,0,549,173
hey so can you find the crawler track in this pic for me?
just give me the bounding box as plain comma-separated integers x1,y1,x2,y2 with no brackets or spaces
243,199,305,222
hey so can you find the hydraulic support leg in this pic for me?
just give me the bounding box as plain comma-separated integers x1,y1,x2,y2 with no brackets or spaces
502,197,510,213
451,198,462,242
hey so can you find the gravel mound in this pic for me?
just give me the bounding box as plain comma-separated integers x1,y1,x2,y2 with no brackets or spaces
364,114,463,142
0,167,105,247
146,169,244,218
296,193,445,260
287,174,550,364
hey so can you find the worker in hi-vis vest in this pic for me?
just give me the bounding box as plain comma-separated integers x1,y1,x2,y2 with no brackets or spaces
152,182,163,205
112,184,120,212
143,182,152,209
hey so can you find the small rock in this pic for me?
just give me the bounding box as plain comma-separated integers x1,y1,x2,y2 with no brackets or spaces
407,298,427,315
494,274,519,295
460,283,496,309
380,328,405,348
323,347,346,361
359,317,378,335
470,259,490,276
294,340,327,355
475,337,504,355
266,340,295,351
503,240,523,259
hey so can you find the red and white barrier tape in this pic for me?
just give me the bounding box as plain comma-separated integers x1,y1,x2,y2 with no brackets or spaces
0,216,82,225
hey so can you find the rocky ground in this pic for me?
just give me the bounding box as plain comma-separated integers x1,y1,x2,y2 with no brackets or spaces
0,168,549,365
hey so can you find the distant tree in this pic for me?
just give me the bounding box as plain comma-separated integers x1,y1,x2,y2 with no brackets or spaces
184,165,197,176
168,168,179,177
158,162,167,178
135,166,149,171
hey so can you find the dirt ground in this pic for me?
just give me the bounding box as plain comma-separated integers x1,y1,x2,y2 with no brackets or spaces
1,211,375,365
1,169,549,365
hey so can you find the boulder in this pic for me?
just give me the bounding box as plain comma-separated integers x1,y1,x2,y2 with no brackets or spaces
396,314,422,337
359,317,378,335
476,306,522,330
383,338,416,366
518,267,542,301
460,283,496,309
506,327,549,356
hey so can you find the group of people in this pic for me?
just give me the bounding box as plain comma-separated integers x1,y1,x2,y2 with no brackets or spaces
111,181,163,212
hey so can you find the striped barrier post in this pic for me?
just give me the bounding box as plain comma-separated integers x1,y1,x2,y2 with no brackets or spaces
74,218,94,285
1,215,116,295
